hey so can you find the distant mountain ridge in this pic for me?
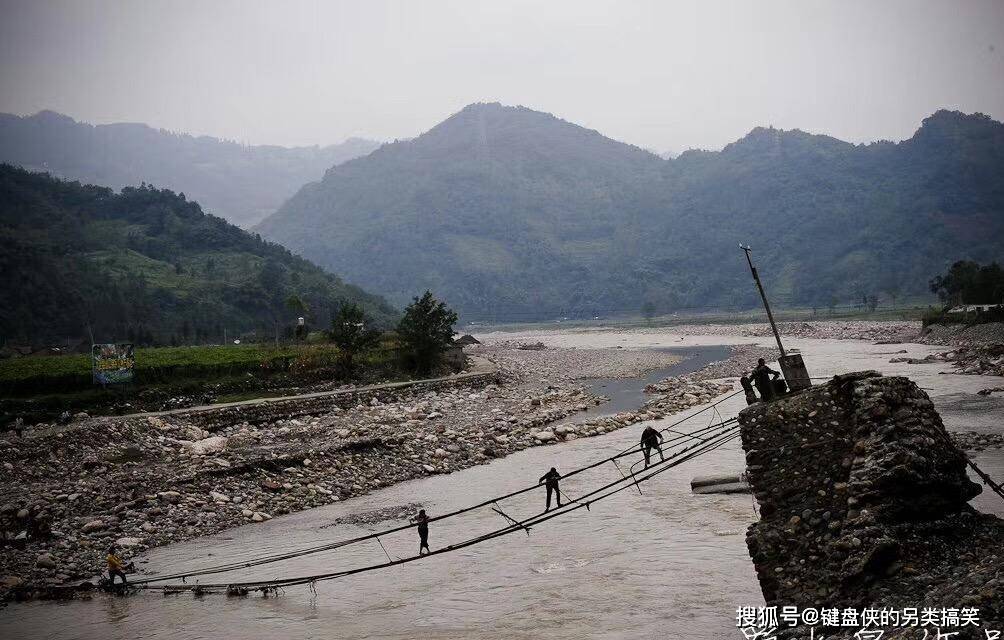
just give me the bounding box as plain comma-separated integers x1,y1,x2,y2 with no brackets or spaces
0,110,381,227
0,164,397,346
256,103,1004,320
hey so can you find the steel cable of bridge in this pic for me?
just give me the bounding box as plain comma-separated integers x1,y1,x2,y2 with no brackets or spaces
136,420,743,593
129,389,746,586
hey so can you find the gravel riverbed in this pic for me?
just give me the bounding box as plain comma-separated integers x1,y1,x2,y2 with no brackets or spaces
641,320,921,342
0,343,731,598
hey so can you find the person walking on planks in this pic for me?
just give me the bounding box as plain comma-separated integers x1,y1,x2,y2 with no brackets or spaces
640,425,665,467
414,509,431,555
106,544,128,587
751,358,781,402
539,467,562,511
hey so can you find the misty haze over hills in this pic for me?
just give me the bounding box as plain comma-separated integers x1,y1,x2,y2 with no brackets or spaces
256,103,1004,320
0,111,381,227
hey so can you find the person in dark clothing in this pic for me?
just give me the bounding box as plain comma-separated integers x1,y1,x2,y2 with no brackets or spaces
739,375,758,405
413,509,431,555
640,426,664,467
751,358,781,402
539,467,562,511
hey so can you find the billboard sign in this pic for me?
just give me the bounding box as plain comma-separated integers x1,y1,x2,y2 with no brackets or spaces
92,343,135,385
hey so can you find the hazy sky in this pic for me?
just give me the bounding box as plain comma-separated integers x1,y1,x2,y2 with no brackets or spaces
2,0,1003,152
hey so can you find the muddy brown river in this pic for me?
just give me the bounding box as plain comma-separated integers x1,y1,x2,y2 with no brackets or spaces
3,332,1002,640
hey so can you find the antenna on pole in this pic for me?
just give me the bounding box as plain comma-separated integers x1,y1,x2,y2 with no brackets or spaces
739,243,785,357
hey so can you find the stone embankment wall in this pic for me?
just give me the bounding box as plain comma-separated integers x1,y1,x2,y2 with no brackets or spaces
920,321,1004,347
142,358,503,431
740,372,1002,638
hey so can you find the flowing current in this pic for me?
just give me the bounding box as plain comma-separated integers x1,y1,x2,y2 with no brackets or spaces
4,334,1002,640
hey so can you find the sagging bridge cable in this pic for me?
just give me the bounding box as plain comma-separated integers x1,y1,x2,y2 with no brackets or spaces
130,390,744,586
138,418,743,593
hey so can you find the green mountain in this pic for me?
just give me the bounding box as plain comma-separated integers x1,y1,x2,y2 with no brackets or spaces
256,104,1004,319
0,164,397,346
0,111,381,227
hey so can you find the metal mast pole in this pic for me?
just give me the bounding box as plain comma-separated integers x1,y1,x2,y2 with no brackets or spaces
740,244,786,357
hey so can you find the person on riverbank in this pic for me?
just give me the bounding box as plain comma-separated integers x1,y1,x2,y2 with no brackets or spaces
640,425,664,467
751,358,781,402
414,509,431,555
106,544,128,586
539,467,562,511
739,374,758,405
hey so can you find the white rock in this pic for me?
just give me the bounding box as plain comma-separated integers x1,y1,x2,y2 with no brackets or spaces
116,537,143,547
181,436,228,456
209,491,230,503
81,519,105,533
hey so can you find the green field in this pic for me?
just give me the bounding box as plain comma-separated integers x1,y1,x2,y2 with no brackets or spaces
0,343,382,396
0,339,415,424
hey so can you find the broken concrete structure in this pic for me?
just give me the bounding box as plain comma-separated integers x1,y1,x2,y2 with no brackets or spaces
740,372,1002,638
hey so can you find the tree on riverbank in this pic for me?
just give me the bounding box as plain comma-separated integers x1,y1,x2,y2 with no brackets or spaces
397,291,458,375
929,261,1004,305
329,303,381,375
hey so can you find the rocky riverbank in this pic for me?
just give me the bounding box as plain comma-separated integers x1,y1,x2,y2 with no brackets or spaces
891,344,1004,377
472,340,685,380
919,322,1004,347
0,343,732,600
690,344,781,381
649,320,921,342
741,372,1003,639
952,430,1004,452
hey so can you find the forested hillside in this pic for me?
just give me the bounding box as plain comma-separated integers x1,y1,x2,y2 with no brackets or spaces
257,103,1004,320
0,111,381,227
0,165,397,346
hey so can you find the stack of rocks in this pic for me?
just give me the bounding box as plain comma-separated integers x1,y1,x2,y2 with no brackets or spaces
741,372,1002,638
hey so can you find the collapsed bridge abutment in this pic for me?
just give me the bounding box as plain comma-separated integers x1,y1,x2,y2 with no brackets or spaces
740,371,1002,635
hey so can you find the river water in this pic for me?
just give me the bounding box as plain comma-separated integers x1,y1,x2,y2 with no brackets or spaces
4,332,1002,640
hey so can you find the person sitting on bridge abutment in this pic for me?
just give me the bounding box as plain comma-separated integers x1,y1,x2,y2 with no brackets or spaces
539,467,562,511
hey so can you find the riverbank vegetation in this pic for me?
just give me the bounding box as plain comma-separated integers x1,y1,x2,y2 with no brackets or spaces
923,260,1004,326
1,292,463,425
